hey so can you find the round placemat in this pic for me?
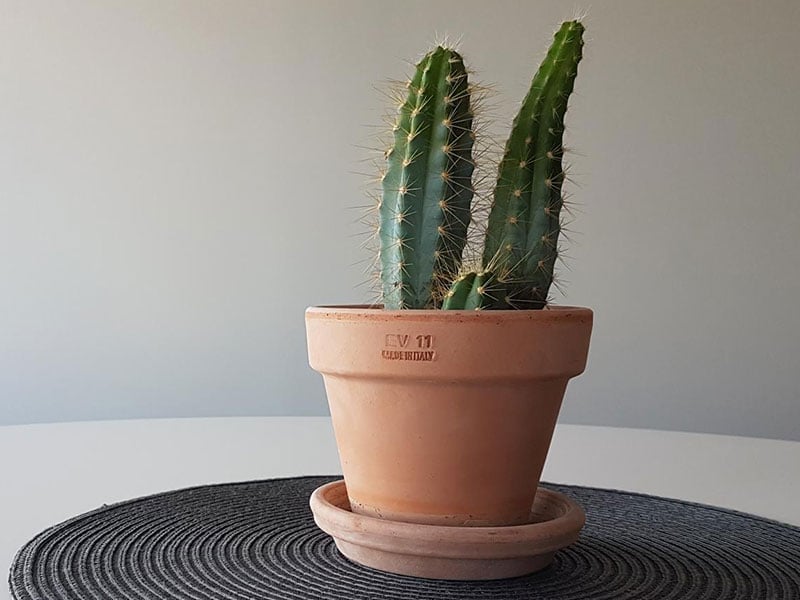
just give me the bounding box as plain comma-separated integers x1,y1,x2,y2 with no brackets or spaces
9,476,800,599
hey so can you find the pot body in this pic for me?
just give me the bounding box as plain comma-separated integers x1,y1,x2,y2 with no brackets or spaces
305,305,592,527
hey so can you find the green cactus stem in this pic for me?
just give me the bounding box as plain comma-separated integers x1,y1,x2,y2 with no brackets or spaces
481,20,584,309
380,46,475,309
442,270,512,310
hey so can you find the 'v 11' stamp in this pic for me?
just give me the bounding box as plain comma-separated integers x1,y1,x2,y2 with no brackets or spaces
381,333,436,361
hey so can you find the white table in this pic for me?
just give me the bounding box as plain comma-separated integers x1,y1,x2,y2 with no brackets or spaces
2,417,798,599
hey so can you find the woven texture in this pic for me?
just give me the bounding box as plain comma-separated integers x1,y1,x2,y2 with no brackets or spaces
9,476,800,599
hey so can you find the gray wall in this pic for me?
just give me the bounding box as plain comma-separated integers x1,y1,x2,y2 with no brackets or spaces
1,0,798,439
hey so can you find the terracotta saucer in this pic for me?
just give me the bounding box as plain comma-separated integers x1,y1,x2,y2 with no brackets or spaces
309,480,585,581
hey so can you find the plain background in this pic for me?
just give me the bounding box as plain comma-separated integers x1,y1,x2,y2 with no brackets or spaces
1,0,798,440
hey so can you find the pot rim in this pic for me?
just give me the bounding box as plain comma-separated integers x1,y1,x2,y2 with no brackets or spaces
306,304,592,322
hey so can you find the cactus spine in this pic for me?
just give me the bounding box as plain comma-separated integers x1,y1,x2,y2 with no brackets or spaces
477,20,585,309
380,47,475,309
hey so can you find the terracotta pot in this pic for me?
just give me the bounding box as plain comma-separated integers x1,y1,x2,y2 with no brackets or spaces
305,305,592,527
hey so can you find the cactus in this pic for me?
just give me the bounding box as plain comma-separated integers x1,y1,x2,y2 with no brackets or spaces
379,46,476,309
442,270,512,310
478,20,584,309
376,21,584,311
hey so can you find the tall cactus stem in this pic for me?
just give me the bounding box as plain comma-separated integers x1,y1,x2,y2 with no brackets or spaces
380,47,475,309
481,21,584,309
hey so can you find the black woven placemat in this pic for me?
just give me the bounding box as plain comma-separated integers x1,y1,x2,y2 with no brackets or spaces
9,476,800,599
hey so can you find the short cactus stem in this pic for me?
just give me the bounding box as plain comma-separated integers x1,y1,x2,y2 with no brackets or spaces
442,270,512,310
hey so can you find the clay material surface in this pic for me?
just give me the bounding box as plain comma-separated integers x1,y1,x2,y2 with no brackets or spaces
305,306,593,527
309,479,586,581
